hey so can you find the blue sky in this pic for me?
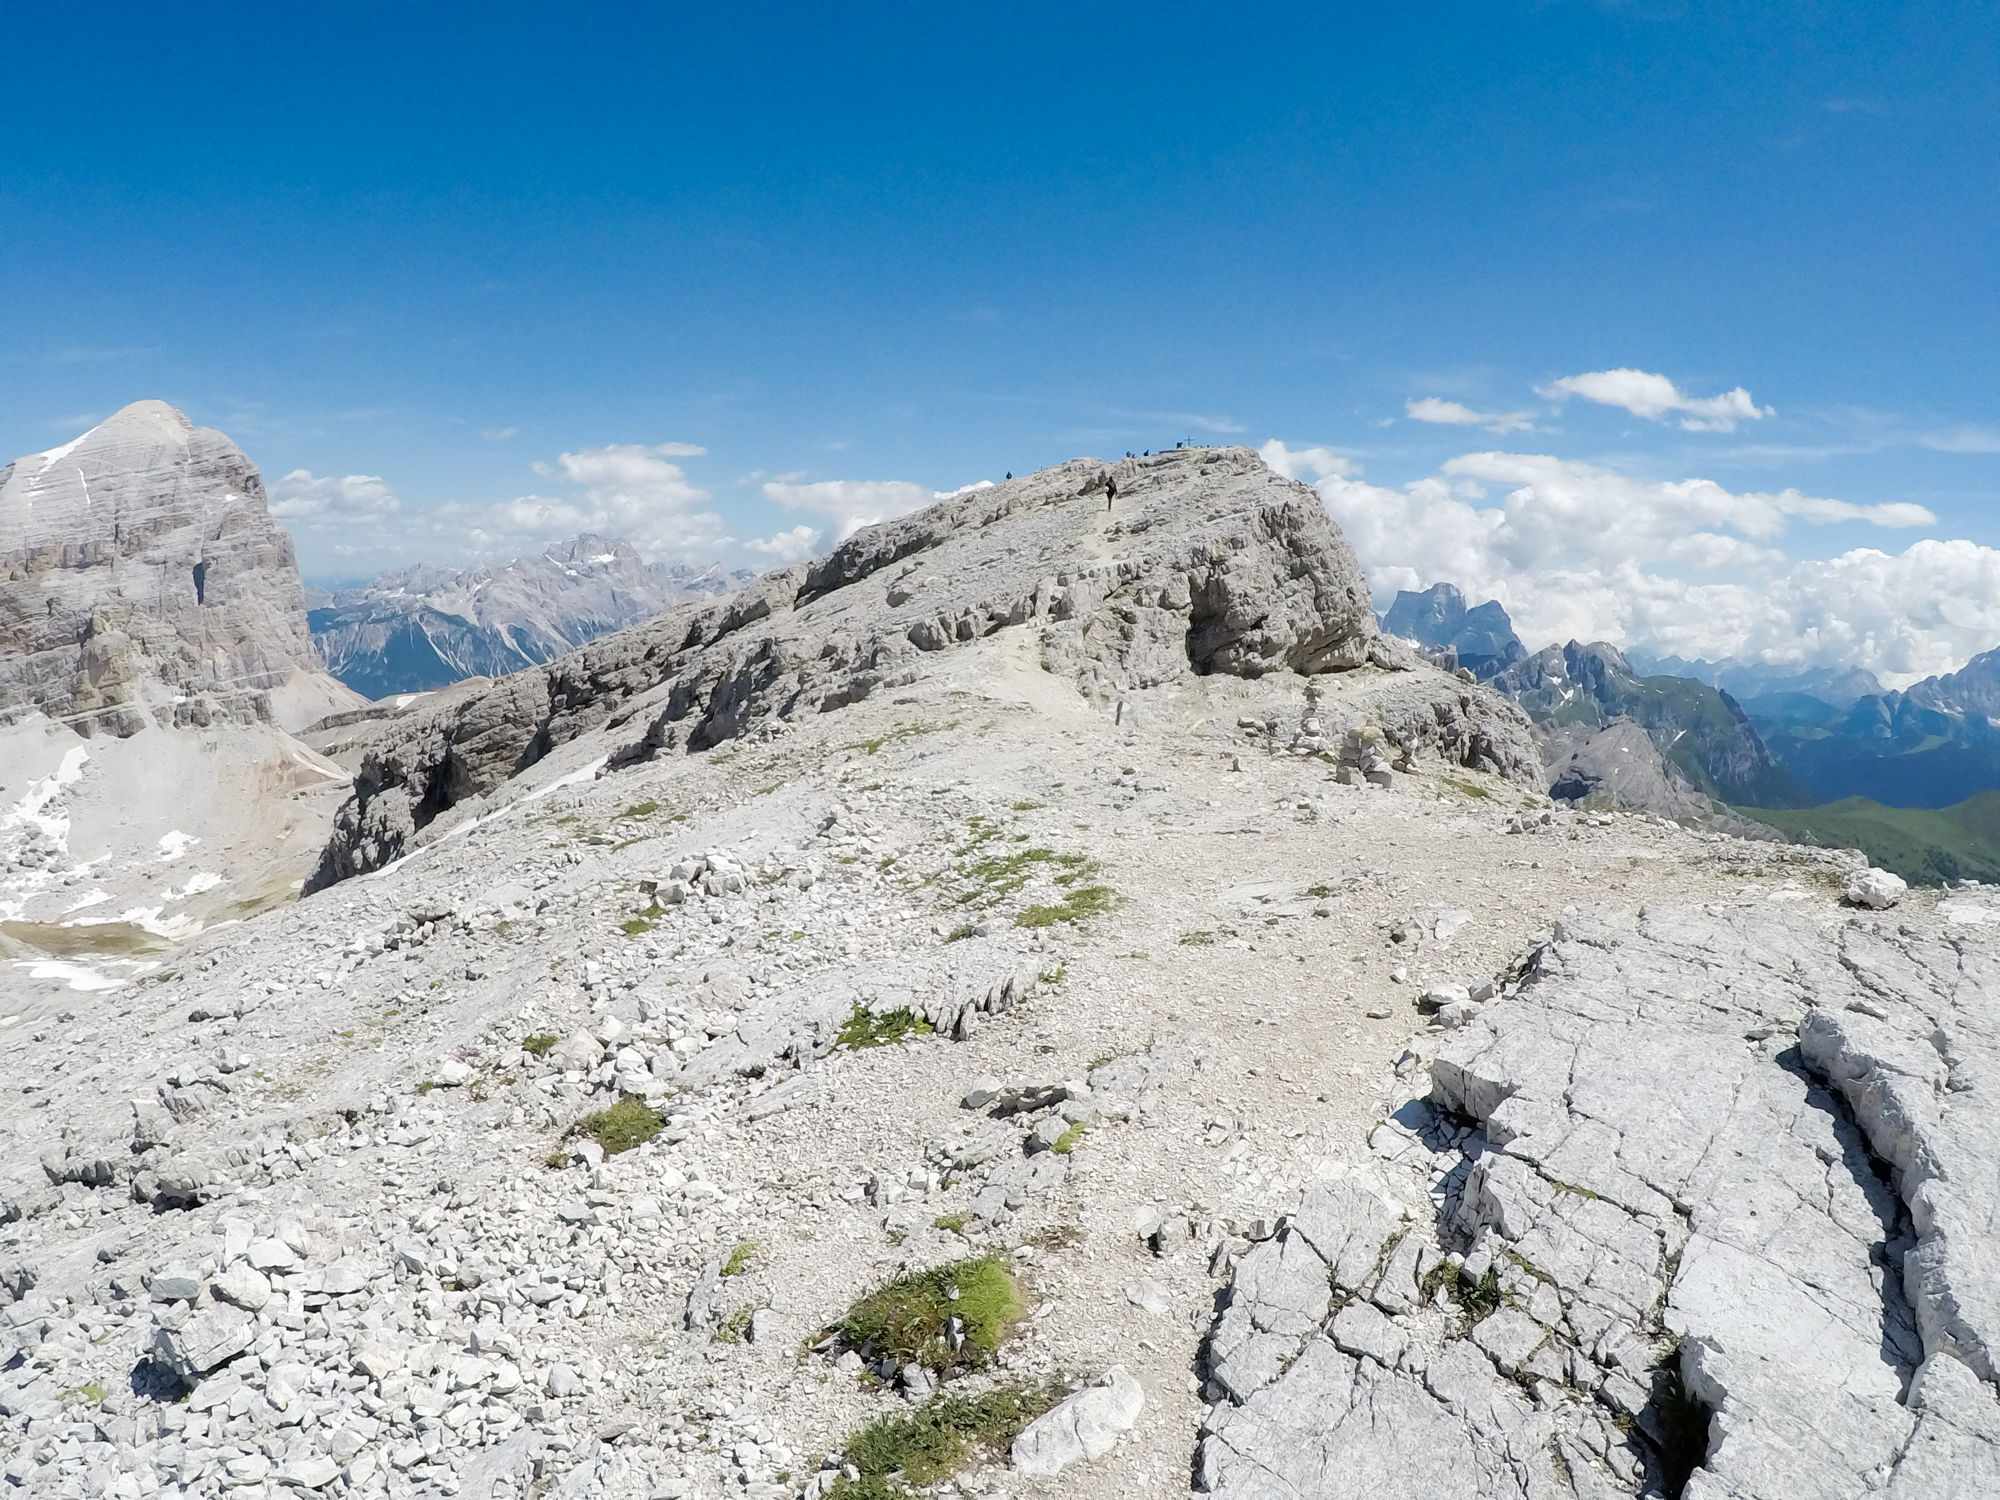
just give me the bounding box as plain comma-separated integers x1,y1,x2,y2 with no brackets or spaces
3,2,1996,678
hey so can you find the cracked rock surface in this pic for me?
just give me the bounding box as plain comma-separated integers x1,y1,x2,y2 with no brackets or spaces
1198,904,2000,1499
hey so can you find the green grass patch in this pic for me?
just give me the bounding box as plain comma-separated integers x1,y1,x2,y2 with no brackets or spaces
1011,799,1044,811
1441,777,1491,800
1738,791,2000,887
574,1095,663,1156
62,1382,107,1404
956,846,1090,904
932,1211,970,1233
847,720,957,757
943,922,978,943
832,1382,1057,1499
1015,884,1117,928
1052,1122,1086,1154
522,1033,559,1057
838,1004,935,1049
722,1241,757,1276
619,800,661,819
831,1256,1024,1378
1178,930,1215,946
715,1304,757,1344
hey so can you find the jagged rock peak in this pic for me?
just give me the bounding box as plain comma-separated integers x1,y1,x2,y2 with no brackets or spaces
1381,582,1526,677
0,400,356,736
309,445,1540,888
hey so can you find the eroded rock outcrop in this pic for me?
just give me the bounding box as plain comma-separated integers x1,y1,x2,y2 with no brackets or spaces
0,401,357,736
1198,903,2000,1499
309,446,1539,888
1543,718,1714,820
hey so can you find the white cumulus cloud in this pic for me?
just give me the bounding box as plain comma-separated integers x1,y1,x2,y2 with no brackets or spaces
436,441,735,562
743,525,824,563
1261,439,1968,685
1540,368,1773,432
1404,397,1537,434
760,478,993,544
268,470,402,519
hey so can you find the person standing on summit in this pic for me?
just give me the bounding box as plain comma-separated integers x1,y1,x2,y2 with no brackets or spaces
1102,470,1119,511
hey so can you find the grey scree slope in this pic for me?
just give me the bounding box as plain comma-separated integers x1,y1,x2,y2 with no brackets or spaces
307,446,1541,889
11,440,1998,1500
1199,903,2000,1500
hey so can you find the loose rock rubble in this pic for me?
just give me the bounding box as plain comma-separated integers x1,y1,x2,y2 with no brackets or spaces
4,447,1983,1500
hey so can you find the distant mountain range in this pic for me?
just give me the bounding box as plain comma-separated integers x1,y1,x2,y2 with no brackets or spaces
1623,652,1887,711
1380,583,1800,818
1382,580,2000,882
306,535,751,699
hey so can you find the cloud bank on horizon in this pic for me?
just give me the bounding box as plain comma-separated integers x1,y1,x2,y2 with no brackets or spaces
1260,434,1996,689
274,443,982,576
256,359,1997,688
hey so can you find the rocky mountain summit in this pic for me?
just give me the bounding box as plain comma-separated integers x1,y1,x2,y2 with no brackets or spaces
1485,641,1803,812
0,403,362,960
1380,583,1525,679
1375,585,1806,823
3,445,1995,1500
307,538,750,700
309,447,1538,890
0,402,357,739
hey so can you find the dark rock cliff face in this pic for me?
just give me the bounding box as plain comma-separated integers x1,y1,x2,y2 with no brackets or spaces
1381,582,1526,678
306,447,1541,889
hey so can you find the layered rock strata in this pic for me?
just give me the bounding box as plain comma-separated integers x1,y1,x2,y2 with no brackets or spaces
0,401,354,736
310,446,1540,889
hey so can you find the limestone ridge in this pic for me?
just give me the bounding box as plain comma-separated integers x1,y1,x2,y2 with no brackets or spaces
308,446,1540,888
0,401,355,736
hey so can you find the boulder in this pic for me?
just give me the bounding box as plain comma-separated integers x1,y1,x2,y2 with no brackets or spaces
155,1307,255,1380
1011,1366,1145,1477
1842,866,1906,909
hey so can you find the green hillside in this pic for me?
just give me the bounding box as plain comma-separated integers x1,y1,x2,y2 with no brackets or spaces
1739,791,2000,886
